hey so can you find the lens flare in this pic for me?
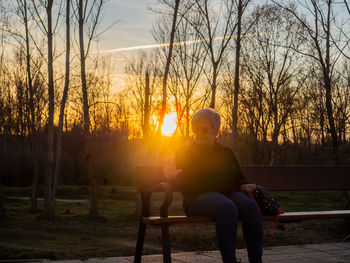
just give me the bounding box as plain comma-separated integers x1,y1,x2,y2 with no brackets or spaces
161,112,177,136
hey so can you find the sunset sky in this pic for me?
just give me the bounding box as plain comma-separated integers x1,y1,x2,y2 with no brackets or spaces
96,0,349,53
100,0,154,51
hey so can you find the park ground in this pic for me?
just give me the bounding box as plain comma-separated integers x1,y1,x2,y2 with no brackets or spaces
1,185,349,260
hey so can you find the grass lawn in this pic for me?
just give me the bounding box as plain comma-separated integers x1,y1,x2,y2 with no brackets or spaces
1,185,349,260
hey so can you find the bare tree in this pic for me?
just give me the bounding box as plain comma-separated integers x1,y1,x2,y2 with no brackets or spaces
304,67,327,146
30,0,63,216
84,56,116,133
344,0,350,15
153,6,207,137
96,56,114,133
9,0,40,213
333,64,350,143
0,3,12,138
241,4,307,164
173,13,208,137
231,0,251,145
156,0,181,136
272,0,350,162
75,0,105,218
179,0,239,108
125,51,162,137
52,0,71,205
0,5,10,217
144,72,151,138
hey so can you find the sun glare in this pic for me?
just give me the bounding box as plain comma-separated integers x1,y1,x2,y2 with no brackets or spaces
161,112,177,136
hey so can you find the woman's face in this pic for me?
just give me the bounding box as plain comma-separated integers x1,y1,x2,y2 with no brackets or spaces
192,118,217,145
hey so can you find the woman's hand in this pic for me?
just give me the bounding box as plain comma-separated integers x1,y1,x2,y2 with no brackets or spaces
163,158,182,181
240,183,257,193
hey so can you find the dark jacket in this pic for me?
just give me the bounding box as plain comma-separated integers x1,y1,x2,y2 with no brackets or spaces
170,142,248,213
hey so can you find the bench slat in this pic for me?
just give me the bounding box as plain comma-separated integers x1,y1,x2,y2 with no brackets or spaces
279,210,350,221
142,210,350,225
143,216,215,224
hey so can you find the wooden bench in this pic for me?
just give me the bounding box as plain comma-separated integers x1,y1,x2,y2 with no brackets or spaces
134,165,350,263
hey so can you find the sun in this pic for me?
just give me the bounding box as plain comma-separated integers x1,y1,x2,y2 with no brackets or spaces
161,112,177,136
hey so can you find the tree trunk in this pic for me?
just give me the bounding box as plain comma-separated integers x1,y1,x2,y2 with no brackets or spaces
22,0,38,213
78,0,99,218
158,0,180,135
320,109,325,146
270,96,279,165
186,100,190,137
143,72,150,138
232,0,243,145
45,0,55,217
291,118,297,144
324,74,338,161
210,63,218,108
270,132,278,165
342,119,346,143
53,0,70,203
324,0,338,163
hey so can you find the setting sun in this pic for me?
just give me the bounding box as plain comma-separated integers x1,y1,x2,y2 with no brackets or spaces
161,112,177,136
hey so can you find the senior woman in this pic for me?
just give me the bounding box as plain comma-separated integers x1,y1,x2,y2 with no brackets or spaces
165,108,263,263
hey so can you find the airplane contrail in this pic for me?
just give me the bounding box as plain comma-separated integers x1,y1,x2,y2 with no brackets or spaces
102,35,233,53
102,31,285,53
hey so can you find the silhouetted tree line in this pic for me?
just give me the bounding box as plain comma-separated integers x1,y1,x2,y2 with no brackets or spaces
0,126,131,187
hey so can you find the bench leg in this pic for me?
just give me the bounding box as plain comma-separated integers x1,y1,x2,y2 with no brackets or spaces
161,223,171,263
134,221,147,263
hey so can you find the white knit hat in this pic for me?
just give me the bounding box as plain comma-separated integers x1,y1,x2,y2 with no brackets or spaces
191,108,221,135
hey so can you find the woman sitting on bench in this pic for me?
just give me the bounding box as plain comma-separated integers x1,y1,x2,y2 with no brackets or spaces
164,108,263,263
